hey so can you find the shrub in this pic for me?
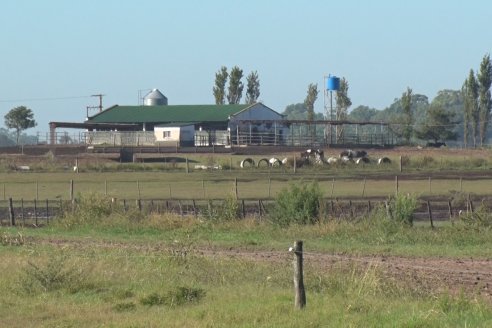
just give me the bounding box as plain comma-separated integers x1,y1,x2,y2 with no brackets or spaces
57,193,113,229
459,205,492,231
140,286,205,307
270,181,323,226
113,302,136,312
387,193,417,226
19,255,88,294
203,194,239,221
1,231,25,246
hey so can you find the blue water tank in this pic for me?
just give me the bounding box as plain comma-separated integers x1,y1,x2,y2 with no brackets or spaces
326,76,340,91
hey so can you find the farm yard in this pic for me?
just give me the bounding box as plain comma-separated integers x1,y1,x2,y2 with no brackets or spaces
1,147,492,327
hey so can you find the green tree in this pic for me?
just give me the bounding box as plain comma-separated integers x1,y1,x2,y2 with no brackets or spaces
4,106,37,144
304,83,319,121
415,104,458,143
245,71,260,104
304,83,319,141
213,66,228,105
478,54,492,146
335,78,351,140
348,105,378,122
463,70,479,147
227,66,244,104
401,87,413,144
431,89,464,143
283,103,323,120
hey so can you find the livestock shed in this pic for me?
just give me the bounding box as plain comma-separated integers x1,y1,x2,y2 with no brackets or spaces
80,101,287,147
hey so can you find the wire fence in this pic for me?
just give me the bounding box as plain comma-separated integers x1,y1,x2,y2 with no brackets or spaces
0,195,488,228
0,176,490,201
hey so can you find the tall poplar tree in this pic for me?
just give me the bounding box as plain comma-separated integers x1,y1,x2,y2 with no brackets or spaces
245,71,260,104
335,78,352,140
213,66,228,105
478,54,492,146
304,83,319,141
401,87,413,144
464,69,479,147
227,66,244,104
304,83,319,122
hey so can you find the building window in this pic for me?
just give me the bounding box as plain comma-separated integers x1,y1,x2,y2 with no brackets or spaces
163,131,171,138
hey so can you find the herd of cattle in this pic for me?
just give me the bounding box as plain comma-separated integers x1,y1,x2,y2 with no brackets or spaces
240,149,392,168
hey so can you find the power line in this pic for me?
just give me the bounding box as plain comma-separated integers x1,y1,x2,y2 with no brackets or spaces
0,95,92,103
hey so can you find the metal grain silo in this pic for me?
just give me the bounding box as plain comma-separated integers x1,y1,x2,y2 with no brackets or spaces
144,88,168,106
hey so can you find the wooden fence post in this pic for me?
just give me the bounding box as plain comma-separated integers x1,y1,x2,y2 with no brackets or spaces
448,200,453,221
292,240,306,309
70,180,74,201
395,176,399,195
331,178,335,198
137,180,141,199
361,177,366,198
34,199,38,226
46,199,49,224
293,157,297,174
399,155,402,173
8,197,15,226
21,199,25,225
234,178,238,199
185,157,189,174
105,180,108,196
427,200,434,229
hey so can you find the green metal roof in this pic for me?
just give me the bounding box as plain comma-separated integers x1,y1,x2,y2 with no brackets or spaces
87,104,250,124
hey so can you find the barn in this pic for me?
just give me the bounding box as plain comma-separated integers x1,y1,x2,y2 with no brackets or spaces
79,89,286,147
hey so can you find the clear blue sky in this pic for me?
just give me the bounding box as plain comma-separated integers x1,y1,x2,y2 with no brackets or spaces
0,0,490,131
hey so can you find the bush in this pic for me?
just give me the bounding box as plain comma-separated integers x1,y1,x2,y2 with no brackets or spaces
140,286,205,307
459,205,492,231
270,181,323,226
387,193,417,226
203,194,239,221
19,255,89,294
57,193,113,229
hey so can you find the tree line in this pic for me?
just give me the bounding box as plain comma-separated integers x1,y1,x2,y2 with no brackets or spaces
213,66,260,105
283,54,492,147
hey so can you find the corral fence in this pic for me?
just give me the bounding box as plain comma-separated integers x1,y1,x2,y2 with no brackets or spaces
0,196,487,228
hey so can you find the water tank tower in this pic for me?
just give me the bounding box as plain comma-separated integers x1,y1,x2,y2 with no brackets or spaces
143,88,168,106
326,76,340,91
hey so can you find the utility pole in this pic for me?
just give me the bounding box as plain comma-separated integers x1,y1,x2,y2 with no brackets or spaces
91,94,105,112
86,94,105,118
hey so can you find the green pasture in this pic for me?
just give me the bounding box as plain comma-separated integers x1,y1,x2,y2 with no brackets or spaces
0,170,491,200
2,210,492,327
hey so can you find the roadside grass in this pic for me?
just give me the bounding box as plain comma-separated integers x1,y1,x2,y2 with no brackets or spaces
0,241,491,327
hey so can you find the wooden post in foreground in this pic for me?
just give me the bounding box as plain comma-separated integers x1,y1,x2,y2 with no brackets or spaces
292,240,306,309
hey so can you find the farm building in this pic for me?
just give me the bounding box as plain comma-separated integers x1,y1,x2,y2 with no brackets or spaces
70,89,287,147
49,88,396,147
